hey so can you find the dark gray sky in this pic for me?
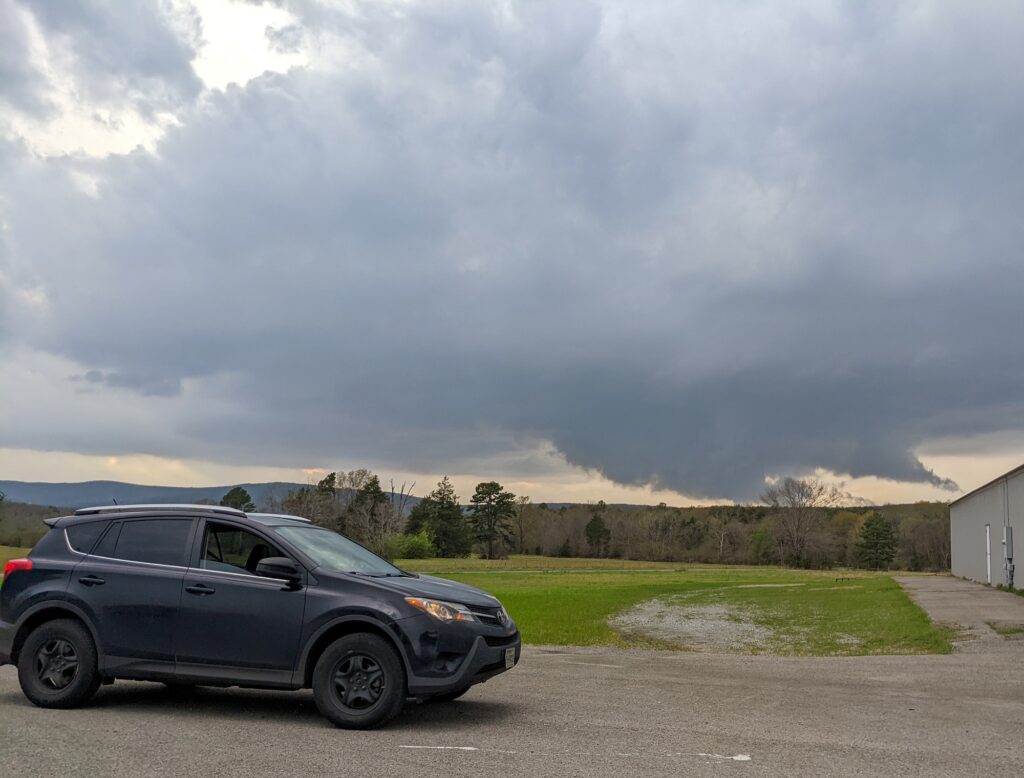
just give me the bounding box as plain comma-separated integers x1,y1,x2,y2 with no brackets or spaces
1,0,1023,502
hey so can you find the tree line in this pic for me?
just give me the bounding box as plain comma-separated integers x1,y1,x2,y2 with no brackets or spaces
255,472,521,561
232,474,949,571
0,474,950,571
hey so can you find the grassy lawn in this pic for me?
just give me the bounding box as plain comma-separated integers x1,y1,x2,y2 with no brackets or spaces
399,556,952,656
398,554,686,573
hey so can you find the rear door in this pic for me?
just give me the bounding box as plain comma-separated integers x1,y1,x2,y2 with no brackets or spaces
72,517,195,669
173,519,306,682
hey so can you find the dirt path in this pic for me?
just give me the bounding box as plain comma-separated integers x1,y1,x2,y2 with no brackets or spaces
896,575,1024,653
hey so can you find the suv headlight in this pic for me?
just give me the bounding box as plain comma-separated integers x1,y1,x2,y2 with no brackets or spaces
405,597,476,622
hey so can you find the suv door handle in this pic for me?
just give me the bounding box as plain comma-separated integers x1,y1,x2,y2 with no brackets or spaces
78,575,106,587
185,583,216,596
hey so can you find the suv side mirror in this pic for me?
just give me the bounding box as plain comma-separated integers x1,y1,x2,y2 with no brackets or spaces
255,557,303,589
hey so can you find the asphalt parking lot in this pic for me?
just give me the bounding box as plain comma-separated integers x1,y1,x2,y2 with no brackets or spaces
3,629,1023,778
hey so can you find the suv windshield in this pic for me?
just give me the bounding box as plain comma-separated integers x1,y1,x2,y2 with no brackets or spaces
275,526,405,576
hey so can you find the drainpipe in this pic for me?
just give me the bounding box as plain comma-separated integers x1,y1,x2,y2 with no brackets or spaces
986,523,992,585
1005,480,1015,589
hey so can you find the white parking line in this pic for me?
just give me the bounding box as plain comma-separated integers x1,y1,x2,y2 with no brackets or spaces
400,745,517,754
694,753,752,762
399,746,751,762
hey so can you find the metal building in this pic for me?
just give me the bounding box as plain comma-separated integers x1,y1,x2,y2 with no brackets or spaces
950,464,1021,587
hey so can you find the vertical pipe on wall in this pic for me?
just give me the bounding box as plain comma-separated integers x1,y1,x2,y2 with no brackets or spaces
1005,480,1012,587
986,523,992,584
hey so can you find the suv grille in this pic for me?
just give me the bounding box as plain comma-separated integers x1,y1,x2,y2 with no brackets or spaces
469,605,509,626
484,631,519,648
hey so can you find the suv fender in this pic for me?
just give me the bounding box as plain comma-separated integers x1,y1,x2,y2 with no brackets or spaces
294,614,413,688
11,599,103,668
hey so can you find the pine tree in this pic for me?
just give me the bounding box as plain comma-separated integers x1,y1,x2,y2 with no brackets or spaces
856,511,897,569
220,486,256,512
585,501,611,556
467,481,516,559
405,476,471,558
344,475,393,552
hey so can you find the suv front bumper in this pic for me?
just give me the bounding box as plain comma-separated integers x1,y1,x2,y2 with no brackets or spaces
406,632,521,697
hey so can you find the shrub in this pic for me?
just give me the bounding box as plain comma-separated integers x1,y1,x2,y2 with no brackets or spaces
383,530,436,560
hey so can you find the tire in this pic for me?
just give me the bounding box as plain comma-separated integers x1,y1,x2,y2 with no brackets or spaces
430,686,471,703
312,633,406,729
17,619,101,709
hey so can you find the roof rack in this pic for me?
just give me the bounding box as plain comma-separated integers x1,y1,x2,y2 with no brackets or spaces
247,512,312,524
74,504,247,518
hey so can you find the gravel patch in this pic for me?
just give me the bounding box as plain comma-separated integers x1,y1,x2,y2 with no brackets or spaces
610,600,774,652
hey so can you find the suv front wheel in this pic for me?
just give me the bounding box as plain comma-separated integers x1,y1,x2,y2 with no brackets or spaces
312,633,406,729
17,619,102,709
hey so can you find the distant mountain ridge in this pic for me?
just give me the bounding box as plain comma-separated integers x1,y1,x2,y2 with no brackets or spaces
0,480,312,509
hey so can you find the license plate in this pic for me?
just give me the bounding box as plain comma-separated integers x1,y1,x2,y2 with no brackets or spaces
504,647,516,669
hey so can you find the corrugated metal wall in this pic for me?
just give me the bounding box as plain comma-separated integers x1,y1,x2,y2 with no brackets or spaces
951,469,1022,585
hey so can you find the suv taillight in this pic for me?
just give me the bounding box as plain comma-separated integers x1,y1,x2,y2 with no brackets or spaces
2,558,32,581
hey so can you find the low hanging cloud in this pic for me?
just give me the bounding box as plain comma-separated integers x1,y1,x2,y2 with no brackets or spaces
2,0,1023,499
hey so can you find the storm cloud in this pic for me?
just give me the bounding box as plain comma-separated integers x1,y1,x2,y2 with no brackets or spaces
2,0,1023,499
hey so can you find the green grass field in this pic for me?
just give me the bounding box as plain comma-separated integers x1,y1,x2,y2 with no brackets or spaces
0,545,950,656
398,556,952,656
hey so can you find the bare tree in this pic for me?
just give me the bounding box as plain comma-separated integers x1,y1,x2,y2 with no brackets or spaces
389,479,417,524
708,515,733,562
514,495,531,554
276,469,374,532
761,477,843,567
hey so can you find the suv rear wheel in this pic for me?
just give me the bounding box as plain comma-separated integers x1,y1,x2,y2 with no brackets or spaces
17,619,101,709
312,633,406,729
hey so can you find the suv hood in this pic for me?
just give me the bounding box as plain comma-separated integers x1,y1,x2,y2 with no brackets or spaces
369,573,501,609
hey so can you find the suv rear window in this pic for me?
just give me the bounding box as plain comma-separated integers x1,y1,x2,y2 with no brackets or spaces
110,519,192,566
66,521,107,554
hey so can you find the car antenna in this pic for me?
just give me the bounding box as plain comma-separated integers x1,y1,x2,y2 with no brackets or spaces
112,497,118,505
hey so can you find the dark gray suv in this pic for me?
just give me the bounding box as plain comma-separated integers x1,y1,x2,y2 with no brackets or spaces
0,504,520,728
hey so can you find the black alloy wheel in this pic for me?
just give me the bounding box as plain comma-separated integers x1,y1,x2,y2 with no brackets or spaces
35,638,79,690
17,618,101,709
312,633,406,729
331,653,385,711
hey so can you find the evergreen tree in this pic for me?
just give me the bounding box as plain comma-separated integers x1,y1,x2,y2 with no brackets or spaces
467,481,516,559
220,486,256,512
348,475,389,515
316,472,337,494
405,477,471,558
856,511,897,569
584,501,611,556
344,475,394,552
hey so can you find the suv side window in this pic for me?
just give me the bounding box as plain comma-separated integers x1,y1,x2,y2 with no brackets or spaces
66,521,107,554
201,522,285,575
111,519,193,567
92,521,122,558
